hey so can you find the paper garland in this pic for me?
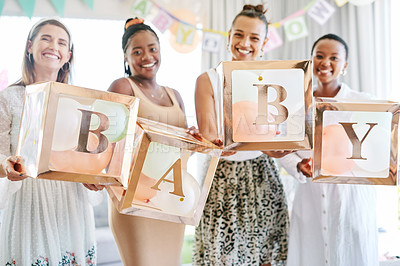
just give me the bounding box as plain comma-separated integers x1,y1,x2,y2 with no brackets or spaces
1,0,375,53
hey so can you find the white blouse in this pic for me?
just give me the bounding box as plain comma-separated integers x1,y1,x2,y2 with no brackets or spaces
279,83,379,266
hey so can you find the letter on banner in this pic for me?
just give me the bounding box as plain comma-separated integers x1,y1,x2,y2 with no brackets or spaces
76,109,110,154
152,10,173,33
151,159,184,197
131,0,152,17
339,122,377,159
176,25,195,45
264,26,283,53
307,0,336,25
283,16,309,42
202,32,222,53
253,84,289,125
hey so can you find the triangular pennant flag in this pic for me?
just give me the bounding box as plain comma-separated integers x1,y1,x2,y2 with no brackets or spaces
51,0,66,17
335,0,349,7
264,26,283,52
176,24,195,45
283,16,309,42
0,0,5,16
152,10,173,33
308,0,335,25
17,0,36,18
202,32,222,53
131,0,153,18
83,0,94,10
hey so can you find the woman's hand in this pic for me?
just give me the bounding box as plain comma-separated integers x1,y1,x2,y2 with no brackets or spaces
211,138,237,157
186,126,203,141
297,157,312,177
1,156,29,181
262,150,294,158
83,183,105,191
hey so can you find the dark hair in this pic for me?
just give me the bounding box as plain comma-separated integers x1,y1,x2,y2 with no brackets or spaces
311,33,349,60
231,4,269,37
122,18,159,75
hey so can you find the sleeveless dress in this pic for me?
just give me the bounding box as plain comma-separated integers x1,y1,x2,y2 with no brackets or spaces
109,78,187,266
193,69,289,265
0,85,97,265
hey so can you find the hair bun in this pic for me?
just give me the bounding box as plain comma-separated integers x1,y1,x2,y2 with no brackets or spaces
242,4,266,14
125,17,144,30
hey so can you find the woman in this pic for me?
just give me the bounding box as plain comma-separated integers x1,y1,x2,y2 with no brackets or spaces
193,5,289,266
107,18,187,266
0,18,99,265
279,34,378,266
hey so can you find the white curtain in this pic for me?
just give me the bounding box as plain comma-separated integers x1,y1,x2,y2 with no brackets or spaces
201,0,391,99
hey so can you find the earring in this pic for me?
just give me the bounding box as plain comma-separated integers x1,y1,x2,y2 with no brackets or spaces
61,62,70,72
341,69,347,76
124,61,131,76
226,44,230,53
27,53,33,63
259,49,264,58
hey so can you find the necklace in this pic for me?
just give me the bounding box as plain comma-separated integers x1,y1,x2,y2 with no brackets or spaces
131,76,166,100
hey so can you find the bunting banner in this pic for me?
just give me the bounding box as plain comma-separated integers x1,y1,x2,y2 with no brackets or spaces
308,0,336,25
17,0,35,18
2,0,376,53
0,0,5,16
50,0,65,17
283,16,309,42
202,32,223,53
83,0,94,10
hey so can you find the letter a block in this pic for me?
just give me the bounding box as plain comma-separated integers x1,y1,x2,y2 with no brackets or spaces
216,60,313,150
16,81,139,187
107,118,222,225
313,98,400,185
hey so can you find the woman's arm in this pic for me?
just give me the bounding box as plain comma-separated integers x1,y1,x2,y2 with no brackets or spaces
194,72,219,142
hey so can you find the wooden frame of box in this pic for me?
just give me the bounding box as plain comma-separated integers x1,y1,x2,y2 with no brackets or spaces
106,118,222,226
16,81,138,187
313,98,400,185
216,60,313,151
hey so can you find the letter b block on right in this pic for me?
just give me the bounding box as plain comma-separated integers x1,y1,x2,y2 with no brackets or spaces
313,98,400,185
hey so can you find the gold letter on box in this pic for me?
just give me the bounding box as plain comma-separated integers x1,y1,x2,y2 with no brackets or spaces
313,99,400,185
107,118,222,226
217,60,313,151
16,81,139,187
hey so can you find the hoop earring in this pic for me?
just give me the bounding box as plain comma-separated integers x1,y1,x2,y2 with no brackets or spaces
28,53,33,63
61,62,70,72
124,61,131,76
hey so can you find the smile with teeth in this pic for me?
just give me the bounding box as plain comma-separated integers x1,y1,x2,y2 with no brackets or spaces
43,53,59,60
237,48,251,55
142,62,156,68
318,69,331,75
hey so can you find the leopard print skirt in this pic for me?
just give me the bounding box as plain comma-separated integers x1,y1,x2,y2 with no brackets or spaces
193,155,288,266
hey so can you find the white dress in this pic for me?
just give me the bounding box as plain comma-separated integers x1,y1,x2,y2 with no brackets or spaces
279,83,379,266
0,85,97,265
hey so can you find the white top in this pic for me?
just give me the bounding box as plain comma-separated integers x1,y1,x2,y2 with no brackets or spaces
279,83,379,266
207,68,262,161
0,85,98,265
